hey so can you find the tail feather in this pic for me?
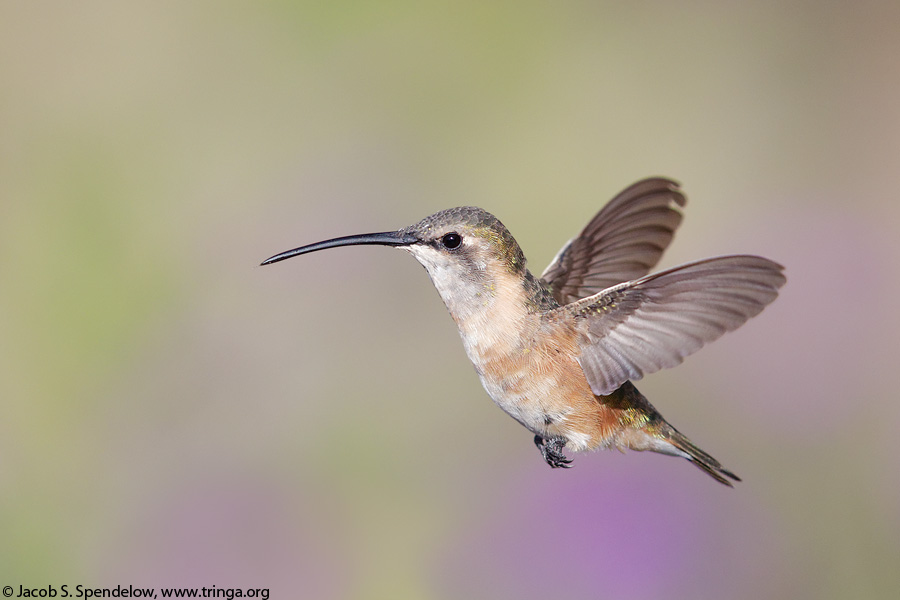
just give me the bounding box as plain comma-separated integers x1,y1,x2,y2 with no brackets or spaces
611,382,740,486
668,430,741,487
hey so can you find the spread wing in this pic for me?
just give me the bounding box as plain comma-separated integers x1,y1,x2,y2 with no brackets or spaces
539,177,686,305
553,255,785,396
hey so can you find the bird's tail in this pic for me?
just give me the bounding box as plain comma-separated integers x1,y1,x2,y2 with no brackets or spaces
667,429,741,487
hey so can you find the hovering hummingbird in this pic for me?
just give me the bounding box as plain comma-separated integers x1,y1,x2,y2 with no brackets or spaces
262,178,785,486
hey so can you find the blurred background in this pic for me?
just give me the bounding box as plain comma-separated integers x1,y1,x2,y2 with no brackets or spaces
2,1,899,599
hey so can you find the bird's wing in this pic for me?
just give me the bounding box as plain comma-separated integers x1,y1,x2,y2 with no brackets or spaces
550,255,785,396
539,177,686,305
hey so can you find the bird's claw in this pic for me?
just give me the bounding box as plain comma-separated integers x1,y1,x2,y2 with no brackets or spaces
534,435,573,468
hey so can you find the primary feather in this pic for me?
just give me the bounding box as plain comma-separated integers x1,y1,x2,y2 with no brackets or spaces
555,255,786,396
540,177,686,304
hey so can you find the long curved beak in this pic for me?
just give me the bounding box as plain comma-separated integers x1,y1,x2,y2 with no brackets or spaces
260,230,418,266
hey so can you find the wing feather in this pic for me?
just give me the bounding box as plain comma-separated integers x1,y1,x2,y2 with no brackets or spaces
540,177,686,304
553,255,785,396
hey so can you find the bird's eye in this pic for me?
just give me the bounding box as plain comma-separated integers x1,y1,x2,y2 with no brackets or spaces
441,232,462,249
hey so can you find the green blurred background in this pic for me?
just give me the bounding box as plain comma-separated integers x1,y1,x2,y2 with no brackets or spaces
2,1,899,598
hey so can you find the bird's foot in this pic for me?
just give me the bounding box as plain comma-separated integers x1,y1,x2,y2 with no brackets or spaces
534,435,573,468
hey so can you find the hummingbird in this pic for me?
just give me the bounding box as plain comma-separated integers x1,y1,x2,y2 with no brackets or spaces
261,178,785,486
